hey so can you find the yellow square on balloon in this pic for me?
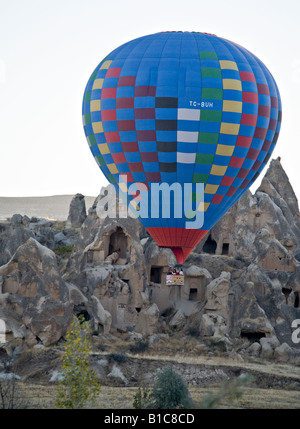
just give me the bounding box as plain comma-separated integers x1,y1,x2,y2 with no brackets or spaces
92,121,103,134
219,60,238,71
98,143,110,155
210,165,227,176
90,100,101,112
92,79,104,90
204,202,210,211
216,144,235,156
222,79,242,91
107,164,119,174
205,184,219,194
100,60,112,70
220,123,240,135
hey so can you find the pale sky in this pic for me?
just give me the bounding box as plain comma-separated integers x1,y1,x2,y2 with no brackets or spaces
0,0,299,200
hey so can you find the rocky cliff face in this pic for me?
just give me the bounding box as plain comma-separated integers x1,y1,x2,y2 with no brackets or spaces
192,159,300,347
0,238,73,347
0,158,299,363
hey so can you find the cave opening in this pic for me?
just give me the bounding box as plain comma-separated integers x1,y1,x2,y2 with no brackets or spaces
202,234,217,254
74,305,91,322
241,331,265,343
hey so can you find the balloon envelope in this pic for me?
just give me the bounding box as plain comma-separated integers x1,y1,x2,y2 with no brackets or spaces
82,32,281,263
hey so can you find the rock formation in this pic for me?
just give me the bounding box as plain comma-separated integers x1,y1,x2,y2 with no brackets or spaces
66,193,87,228
0,238,73,347
0,157,299,363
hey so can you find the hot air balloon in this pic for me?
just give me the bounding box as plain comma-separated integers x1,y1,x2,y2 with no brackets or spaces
82,31,281,264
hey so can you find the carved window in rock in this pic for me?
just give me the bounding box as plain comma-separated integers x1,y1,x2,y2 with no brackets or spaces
150,266,162,284
108,227,128,259
222,242,229,255
189,288,198,301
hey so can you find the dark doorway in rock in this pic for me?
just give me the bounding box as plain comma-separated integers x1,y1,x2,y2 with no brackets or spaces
222,242,229,255
203,234,217,254
295,292,299,308
240,331,265,343
150,266,162,284
87,250,93,263
282,287,291,304
189,288,198,301
74,306,90,322
109,227,128,259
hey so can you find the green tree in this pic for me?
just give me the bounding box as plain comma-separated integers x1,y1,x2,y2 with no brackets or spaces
55,315,100,409
152,366,193,409
134,366,193,409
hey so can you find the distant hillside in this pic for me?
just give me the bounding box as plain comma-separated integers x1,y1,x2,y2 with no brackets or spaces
0,195,96,221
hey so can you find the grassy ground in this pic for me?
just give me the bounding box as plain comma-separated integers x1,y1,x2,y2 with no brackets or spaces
10,353,300,409
15,383,300,409
3,332,300,409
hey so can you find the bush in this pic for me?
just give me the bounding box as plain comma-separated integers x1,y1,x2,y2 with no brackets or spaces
207,338,227,353
133,386,153,409
151,366,194,409
0,374,26,409
55,245,74,256
128,340,149,354
133,366,193,409
200,374,252,408
108,352,128,363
